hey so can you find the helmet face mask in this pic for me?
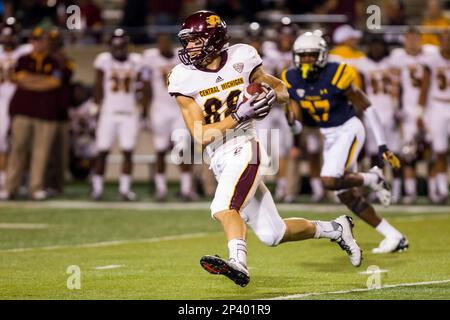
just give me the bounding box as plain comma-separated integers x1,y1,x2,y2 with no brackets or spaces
177,11,230,67
293,31,328,79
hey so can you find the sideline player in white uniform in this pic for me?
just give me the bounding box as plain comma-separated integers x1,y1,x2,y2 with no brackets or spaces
268,25,325,203
91,29,150,201
143,33,193,201
420,30,450,203
284,31,408,254
247,26,294,201
359,36,402,203
168,11,362,287
388,27,438,203
0,19,32,189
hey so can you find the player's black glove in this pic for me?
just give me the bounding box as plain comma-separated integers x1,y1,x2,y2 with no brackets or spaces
378,144,401,170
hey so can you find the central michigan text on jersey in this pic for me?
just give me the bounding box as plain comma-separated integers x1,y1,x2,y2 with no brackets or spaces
168,43,262,154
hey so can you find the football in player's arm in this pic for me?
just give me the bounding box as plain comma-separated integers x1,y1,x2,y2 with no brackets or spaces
174,66,284,146
168,12,364,287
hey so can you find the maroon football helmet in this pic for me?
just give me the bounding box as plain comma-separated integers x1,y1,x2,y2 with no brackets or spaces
109,28,130,62
177,11,230,66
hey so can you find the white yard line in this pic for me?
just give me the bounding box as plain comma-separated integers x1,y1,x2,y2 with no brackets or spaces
94,264,124,270
264,279,450,300
0,232,219,253
0,223,49,229
1,200,450,214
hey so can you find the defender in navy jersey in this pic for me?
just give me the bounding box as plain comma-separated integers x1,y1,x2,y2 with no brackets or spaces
284,30,408,254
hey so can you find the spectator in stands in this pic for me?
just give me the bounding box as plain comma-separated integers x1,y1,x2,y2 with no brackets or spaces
0,27,62,201
382,0,407,46
45,28,75,196
149,0,182,25
80,0,103,43
422,0,450,46
18,0,58,28
121,0,150,44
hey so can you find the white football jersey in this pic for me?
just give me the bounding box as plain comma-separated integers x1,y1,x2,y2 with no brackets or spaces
94,52,144,113
262,42,292,77
422,51,450,102
168,44,263,153
143,48,179,109
387,46,436,109
358,57,394,113
0,44,33,99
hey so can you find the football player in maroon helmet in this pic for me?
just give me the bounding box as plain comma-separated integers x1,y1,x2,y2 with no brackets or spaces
168,11,362,287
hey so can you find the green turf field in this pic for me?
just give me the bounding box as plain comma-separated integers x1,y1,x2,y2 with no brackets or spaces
0,204,449,300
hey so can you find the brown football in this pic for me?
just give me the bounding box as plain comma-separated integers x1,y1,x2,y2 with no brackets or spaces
241,82,269,104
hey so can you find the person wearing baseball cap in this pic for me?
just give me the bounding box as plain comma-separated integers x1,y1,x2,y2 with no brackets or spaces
329,24,365,88
0,26,63,201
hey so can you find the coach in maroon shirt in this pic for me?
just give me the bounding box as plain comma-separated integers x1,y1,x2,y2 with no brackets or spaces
2,27,62,200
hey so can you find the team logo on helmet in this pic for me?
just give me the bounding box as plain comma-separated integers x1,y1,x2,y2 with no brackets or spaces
177,11,230,67
206,15,221,28
233,63,244,73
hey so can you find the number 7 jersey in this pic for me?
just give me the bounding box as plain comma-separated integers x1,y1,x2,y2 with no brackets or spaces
167,44,263,131
282,62,356,128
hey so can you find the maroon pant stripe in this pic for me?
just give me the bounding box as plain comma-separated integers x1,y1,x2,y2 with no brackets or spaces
229,141,260,211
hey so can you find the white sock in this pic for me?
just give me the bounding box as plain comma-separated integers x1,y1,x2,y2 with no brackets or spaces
180,172,192,196
375,218,403,239
119,174,131,194
313,220,341,240
0,171,5,188
310,177,324,197
392,178,402,201
428,176,437,198
361,172,378,187
436,173,448,197
228,238,247,267
154,173,167,195
404,178,416,197
92,175,103,194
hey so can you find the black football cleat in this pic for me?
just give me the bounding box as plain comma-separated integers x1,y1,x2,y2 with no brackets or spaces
200,255,250,287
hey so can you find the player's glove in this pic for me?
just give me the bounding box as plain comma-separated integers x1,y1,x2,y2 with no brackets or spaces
378,144,401,170
290,120,303,134
261,82,277,107
231,94,271,123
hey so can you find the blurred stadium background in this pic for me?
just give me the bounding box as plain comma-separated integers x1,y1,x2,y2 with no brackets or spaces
0,0,449,201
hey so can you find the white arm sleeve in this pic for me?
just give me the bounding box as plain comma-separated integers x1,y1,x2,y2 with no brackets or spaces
364,107,387,147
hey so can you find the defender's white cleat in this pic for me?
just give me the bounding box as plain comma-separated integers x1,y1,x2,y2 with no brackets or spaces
368,166,391,207
333,215,362,267
372,236,409,254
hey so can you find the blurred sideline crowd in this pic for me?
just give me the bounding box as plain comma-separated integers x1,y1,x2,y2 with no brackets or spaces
0,0,449,203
